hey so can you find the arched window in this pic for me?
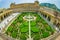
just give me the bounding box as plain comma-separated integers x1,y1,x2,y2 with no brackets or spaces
44,14,47,18
48,16,50,21
0,28,1,30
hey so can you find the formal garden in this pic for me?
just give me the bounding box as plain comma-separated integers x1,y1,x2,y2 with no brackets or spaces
5,12,55,40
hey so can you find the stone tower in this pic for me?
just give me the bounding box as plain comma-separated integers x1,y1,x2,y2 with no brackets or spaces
34,0,39,5
10,2,15,8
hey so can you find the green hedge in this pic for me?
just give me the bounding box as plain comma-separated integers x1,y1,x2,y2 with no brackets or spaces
31,27,39,32
21,27,28,33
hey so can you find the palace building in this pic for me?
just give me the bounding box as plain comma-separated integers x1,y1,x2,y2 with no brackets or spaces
10,1,39,9
0,0,60,40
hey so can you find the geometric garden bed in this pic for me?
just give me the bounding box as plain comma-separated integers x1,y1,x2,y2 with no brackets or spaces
5,12,55,40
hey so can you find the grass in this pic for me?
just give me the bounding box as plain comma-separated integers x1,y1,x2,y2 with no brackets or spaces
5,12,55,40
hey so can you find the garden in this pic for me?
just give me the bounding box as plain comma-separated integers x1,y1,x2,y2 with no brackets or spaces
5,12,55,40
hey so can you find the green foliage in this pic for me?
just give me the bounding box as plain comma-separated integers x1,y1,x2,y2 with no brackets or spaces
41,29,45,33
20,34,26,40
20,24,28,28
21,27,28,33
6,12,55,39
17,16,23,22
23,21,28,26
7,26,13,32
42,20,47,24
33,34,40,40
40,3,60,12
31,21,36,26
31,27,39,32
45,26,54,32
12,21,17,25
11,31,17,38
42,32,50,38
46,26,52,31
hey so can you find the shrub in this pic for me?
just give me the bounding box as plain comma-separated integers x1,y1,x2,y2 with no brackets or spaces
20,34,26,40
31,27,39,33
11,31,17,38
33,34,40,40
21,27,28,33
42,32,50,38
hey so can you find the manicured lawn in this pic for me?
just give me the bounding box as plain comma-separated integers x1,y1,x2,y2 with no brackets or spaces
6,12,55,40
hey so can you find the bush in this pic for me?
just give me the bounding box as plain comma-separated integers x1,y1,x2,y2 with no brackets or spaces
18,17,23,22
31,21,36,26
12,21,17,25
20,34,26,40
46,26,53,32
23,22,28,26
33,34,40,40
11,31,17,38
7,26,13,32
31,27,39,32
21,27,28,33
42,32,50,38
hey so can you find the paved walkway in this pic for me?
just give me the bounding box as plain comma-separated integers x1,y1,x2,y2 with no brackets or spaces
27,14,33,40
0,13,20,33
55,35,60,40
0,33,16,40
29,14,31,38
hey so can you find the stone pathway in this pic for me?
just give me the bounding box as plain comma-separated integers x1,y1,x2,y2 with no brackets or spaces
55,35,60,40
27,14,33,40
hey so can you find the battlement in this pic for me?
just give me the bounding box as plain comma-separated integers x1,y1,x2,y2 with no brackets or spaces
10,1,39,9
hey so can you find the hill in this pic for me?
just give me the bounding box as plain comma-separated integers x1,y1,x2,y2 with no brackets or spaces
40,3,60,12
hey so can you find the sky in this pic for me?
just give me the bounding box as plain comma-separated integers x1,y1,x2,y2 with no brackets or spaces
0,0,60,9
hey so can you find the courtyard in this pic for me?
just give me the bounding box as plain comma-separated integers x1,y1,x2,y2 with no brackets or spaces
5,12,55,40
